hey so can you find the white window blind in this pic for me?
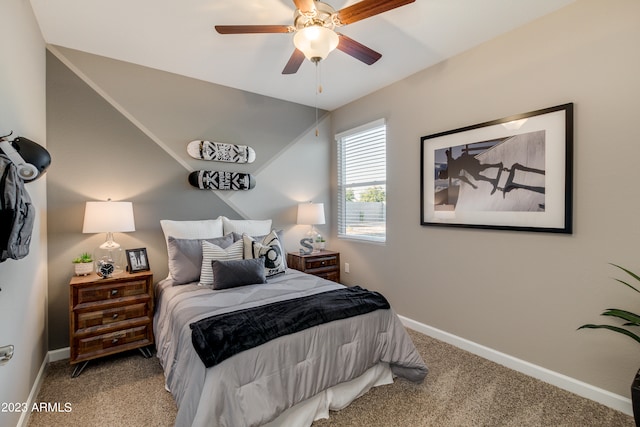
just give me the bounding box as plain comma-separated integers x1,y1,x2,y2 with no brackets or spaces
336,119,386,243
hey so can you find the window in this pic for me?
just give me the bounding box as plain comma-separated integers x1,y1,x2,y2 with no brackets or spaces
336,119,386,243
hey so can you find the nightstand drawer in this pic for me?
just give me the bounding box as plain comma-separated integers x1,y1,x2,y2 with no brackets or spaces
305,256,338,270
74,324,152,360
316,271,340,282
75,302,150,330
75,279,149,304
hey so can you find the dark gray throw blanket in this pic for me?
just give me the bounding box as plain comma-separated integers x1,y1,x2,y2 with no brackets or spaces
190,286,390,368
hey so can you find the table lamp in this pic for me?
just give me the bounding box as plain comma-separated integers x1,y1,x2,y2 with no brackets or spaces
297,202,325,253
82,199,135,275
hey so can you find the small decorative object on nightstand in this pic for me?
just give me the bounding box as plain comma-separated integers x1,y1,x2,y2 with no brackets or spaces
72,252,94,276
96,259,115,278
68,270,154,377
125,247,150,273
287,250,340,283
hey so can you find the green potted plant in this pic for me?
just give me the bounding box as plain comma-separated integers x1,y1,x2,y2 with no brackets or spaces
72,252,94,276
315,235,326,251
578,263,640,426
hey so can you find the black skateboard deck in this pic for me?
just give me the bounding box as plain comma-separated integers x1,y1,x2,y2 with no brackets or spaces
189,170,255,190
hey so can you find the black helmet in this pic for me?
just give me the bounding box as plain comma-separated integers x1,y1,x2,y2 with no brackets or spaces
1,137,51,182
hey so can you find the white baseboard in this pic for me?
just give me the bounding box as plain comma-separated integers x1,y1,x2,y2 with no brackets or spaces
17,352,49,427
399,315,633,417
48,347,70,363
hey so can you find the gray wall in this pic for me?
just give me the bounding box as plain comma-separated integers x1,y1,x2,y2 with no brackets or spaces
46,48,331,350
0,1,47,426
331,0,640,399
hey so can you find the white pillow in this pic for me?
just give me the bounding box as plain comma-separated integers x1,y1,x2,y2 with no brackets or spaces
221,216,272,236
160,219,224,247
199,240,244,286
243,230,286,278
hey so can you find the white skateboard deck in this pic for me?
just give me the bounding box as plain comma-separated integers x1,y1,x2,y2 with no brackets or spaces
187,140,256,163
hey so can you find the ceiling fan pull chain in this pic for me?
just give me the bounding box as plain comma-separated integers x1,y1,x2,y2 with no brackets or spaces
315,61,321,137
317,60,323,94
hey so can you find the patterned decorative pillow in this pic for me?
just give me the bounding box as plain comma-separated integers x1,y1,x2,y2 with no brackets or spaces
231,230,286,253
242,230,286,278
199,240,244,286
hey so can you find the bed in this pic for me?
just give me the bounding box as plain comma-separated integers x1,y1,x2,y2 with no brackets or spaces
154,217,428,426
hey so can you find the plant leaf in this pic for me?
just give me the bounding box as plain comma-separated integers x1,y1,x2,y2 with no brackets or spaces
612,278,640,294
578,324,640,345
610,263,640,293
602,308,640,325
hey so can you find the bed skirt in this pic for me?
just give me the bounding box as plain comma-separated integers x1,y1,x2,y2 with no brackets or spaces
263,362,393,427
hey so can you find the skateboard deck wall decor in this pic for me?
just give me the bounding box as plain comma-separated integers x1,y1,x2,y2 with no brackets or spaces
187,140,256,163
189,170,255,191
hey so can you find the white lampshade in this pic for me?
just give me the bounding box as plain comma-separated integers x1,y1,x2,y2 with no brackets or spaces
82,201,135,234
297,202,326,225
293,26,339,62
82,200,135,276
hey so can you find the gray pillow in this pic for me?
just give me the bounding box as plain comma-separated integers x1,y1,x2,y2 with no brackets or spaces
167,234,234,285
210,257,267,290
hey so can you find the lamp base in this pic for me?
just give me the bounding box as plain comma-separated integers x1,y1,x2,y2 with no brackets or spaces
306,226,326,253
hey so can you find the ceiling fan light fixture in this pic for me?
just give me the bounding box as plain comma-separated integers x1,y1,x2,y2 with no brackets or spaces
293,25,339,62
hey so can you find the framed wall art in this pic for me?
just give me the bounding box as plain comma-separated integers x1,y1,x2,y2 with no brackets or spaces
420,103,573,233
126,247,150,272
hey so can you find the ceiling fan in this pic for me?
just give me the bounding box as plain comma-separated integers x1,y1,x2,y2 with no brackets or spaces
215,0,416,74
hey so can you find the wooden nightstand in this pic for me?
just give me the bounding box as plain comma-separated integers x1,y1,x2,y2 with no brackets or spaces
69,270,154,377
287,250,340,283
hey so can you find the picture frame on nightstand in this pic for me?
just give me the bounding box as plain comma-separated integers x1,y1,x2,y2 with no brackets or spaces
126,247,150,273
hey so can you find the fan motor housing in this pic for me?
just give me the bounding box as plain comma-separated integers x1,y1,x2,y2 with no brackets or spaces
294,1,338,30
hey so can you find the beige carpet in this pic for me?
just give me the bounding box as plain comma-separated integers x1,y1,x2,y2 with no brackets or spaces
28,330,634,427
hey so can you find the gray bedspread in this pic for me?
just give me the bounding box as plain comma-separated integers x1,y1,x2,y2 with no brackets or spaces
154,269,427,427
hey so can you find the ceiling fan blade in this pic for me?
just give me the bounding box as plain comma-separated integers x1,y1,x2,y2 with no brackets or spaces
282,49,306,74
336,0,415,25
336,33,382,65
293,0,316,13
215,25,293,34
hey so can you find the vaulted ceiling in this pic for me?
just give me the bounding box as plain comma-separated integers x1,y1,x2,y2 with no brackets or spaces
30,0,574,110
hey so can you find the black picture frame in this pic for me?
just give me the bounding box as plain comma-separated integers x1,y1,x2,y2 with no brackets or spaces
420,103,573,233
126,247,150,272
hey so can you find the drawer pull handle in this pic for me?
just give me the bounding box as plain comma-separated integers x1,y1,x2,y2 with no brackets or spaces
112,314,119,319
110,289,118,296
112,338,119,344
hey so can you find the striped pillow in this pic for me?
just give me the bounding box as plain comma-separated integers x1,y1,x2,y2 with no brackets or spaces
199,240,244,286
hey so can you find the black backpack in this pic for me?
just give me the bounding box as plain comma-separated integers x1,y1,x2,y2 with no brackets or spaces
0,153,35,262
